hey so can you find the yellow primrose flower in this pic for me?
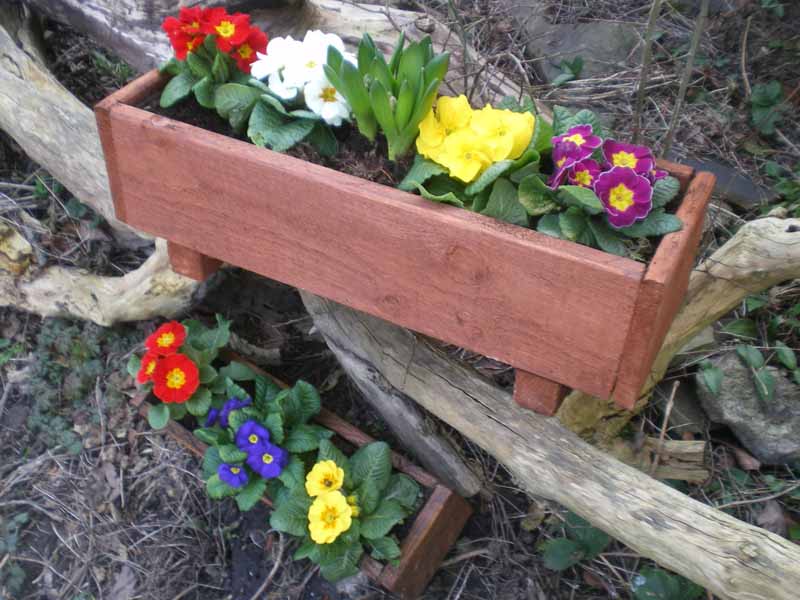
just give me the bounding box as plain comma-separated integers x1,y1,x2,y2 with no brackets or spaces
416,110,446,161
469,106,535,161
346,494,360,518
435,95,473,133
308,490,353,544
305,460,344,497
501,109,535,159
437,129,492,183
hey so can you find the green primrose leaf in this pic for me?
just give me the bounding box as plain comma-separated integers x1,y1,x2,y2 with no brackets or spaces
618,210,683,238
537,214,564,239
318,439,352,487
465,160,515,195
186,52,212,79
212,52,230,83
147,403,170,429
382,473,421,510
632,567,704,600
413,177,465,208
186,387,212,416
318,539,363,582
294,538,321,561
247,100,316,152
195,427,222,446
360,498,407,539
127,354,141,379
235,477,267,511
278,455,306,490
652,176,681,209
218,361,256,381
255,375,281,408
307,122,338,157
398,155,446,191
270,486,312,537
559,207,589,242
202,446,223,480
775,341,797,370
588,218,628,256
722,318,759,339
284,424,334,453
351,442,393,514
199,364,217,384
263,412,285,444
481,178,528,227
207,474,238,500
541,538,584,571
556,186,604,215
219,444,248,463
518,175,558,216
160,70,197,108
370,536,402,560
564,513,610,558
168,403,187,420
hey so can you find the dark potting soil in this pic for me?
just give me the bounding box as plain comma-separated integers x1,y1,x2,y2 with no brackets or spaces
140,94,412,188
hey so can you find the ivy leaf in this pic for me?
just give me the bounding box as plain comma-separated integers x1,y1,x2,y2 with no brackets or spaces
696,360,723,396
537,214,564,239
518,175,558,216
556,185,603,215
588,218,627,256
617,210,683,238
147,403,169,429
775,341,797,370
236,478,267,511
160,70,197,108
652,176,681,209
360,499,406,539
541,538,584,571
481,178,528,227
558,207,589,242
398,155,446,191
736,345,765,369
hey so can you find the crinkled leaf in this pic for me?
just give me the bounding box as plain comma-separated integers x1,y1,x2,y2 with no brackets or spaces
199,364,217,384
186,387,211,416
195,427,223,446
192,74,216,108
248,100,315,152
537,214,564,239
481,178,528,226
202,447,223,480
168,403,187,420
255,375,282,409
212,52,230,83
652,176,681,209
413,179,464,208
226,377,249,401
318,539,363,582
588,218,627,256
618,210,683,238
736,345,765,369
775,341,797,370
464,160,514,195
307,122,338,157
556,185,603,215
559,207,589,242
159,57,182,76
269,486,312,537
369,536,402,560
551,105,574,136
186,53,211,79
219,444,248,463
263,412,285,444
541,538,584,571
284,424,333,453
383,473,421,510
518,175,558,216
278,455,306,490
207,474,238,499
351,442,392,514
279,380,321,427
160,70,197,108
293,538,320,562
564,513,610,558
360,498,406,539
529,117,554,153
147,403,169,429
214,83,261,130
236,477,267,511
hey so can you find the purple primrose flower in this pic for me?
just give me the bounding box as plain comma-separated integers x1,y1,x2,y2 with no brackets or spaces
246,442,288,479
553,125,602,154
648,168,669,183
219,396,252,428
567,159,601,189
204,408,220,428
235,420,271,452
602,140,654,175
548,141,586,188
594,167,653,228
218,463,249,488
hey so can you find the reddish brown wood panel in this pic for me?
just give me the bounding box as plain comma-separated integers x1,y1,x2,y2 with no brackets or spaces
101,84,647,400
167,240,223,280
380,484,473,599
513,369,568,415
655,159,694,192
612,172,716,407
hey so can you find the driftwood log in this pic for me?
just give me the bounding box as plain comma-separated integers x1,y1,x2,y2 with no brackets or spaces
3,0,800,597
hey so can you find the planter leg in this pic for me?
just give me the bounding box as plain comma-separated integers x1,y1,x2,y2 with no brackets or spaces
167,241,222,281
513,370,568,416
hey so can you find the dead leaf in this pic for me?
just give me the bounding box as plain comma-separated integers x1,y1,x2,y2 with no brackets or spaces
733,447,761,471
757,500,788,537
520,500,547,532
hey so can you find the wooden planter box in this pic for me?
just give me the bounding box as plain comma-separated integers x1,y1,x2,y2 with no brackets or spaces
131,366,472,599
98,70,715,414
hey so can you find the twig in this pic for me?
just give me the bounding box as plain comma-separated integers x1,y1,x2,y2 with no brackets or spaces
633,0,664,144
661,0,710,156
715,481,800,510
0,381,11,421
776,128,800,159
247,532,285,600
739,15,753,100
649,381,678,477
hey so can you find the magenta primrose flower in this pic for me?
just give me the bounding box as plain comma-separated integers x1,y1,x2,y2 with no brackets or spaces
649,168,669,182
549,141,586,188
594,167,653,228
567,159,601,189
553,125,602,154
602,140,654,175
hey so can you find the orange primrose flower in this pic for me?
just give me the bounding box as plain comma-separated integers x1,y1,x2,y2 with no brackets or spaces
152,354,199,404
145,321,187,356
202,8,251,52
136,351,160,384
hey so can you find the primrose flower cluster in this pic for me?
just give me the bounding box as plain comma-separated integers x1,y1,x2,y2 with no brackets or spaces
549,125,667,228
416,95,535,183
136,321,199,404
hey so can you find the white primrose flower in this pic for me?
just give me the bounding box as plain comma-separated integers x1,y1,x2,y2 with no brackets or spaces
304,75,351,127
281,30,347,90
250,36,304,100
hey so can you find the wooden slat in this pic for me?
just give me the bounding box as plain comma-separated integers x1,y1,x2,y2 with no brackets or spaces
103,95,645,399
167,240,223,280
655,158,694,192
513,369,568,415
612,172,716,407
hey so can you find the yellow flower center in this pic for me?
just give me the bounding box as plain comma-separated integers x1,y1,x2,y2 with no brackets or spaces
305,60,317,69
157,332,175,348
230,467,241,474
145,360,156,375
574,170,593,186
323,478,333,488
248,434,259,444
166,368,186,389
612,151,638,168
215,20,236,38
238,44,253,59
187,38,200,52
609,183,635,212
262,453,274,464
320,87,337,103
564,133,586,146
322,506,339,526
556,157,567,168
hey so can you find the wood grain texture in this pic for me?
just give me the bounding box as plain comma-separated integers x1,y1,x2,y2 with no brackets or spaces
612,172,716,408
167,241,223,281
379,485,473,599
513,369,568,415
101,78,647,400
655,159,694,192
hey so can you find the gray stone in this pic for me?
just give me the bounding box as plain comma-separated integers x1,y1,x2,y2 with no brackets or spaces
697,352,800,464
512,4,640,83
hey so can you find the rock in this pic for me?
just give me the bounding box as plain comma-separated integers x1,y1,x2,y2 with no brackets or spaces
697,352,800,464
656,380,708,435
512,4,639,82
336,571,378,600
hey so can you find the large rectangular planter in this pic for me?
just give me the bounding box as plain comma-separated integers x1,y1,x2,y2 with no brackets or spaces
98,70,715,413
131,366,472,599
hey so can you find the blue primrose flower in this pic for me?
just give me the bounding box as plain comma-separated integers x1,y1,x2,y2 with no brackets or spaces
235,420,271,452
218,463,249,488
246,442,288,479
204,408,220,428
219,396,252,428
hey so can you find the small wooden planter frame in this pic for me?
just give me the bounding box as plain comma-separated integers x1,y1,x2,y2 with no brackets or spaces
131,364,471,599
98,70,715,414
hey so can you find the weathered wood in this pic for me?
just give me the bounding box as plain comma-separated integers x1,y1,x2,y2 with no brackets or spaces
301,291,800,600
513,370,567,416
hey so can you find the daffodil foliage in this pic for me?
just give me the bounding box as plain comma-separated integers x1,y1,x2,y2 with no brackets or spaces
401,100,684,259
